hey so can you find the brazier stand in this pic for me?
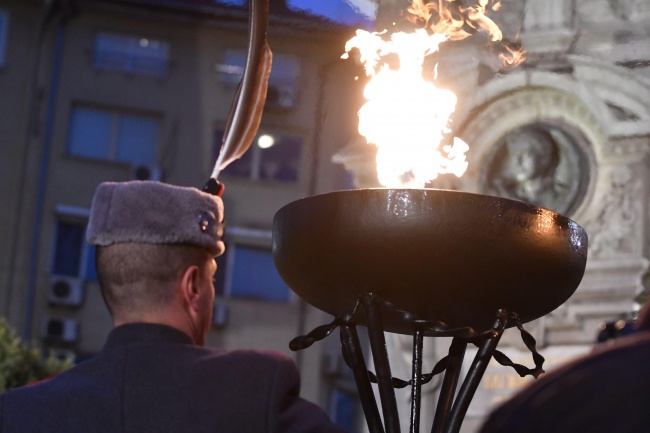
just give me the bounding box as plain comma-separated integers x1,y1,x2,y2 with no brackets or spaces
272,189,588,433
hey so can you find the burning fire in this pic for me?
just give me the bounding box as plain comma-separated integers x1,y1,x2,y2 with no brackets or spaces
342,0,524,188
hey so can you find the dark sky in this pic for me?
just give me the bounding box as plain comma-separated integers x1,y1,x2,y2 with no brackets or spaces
218,0,376,28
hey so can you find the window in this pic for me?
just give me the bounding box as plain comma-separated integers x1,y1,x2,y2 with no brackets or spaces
214,129,302,183
288,0,377,29
329,389,358,431
216,50,301,109
217,0,245,6
94,32,169,77
52,210,97,282
0,10,8,67
215,236,291,303
67,106,159,165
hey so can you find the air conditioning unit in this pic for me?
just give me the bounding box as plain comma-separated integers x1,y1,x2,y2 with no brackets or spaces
48,276,85,308
131,164,162,181
47,348,77,363
42,317,80,344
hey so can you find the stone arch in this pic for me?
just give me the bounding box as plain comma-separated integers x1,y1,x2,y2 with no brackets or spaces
567,56,650,122
456,86,602,220
444,65,650,340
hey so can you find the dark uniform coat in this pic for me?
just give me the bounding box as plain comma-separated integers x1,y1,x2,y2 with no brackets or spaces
0,323,345,433
479,309,650,433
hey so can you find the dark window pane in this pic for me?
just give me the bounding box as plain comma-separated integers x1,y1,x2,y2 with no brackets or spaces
84,244,98,282
214,129,255,179
67,107,112,159
128,37,169,77
259,134,302,182
214,129,225,159
266,54,300,108
217,0,246,7
94,33,130,71
116,114,159,165
226,153,255,178
217,50,300,108
52,222,84,277
216,50,247,86
215,129,302,182
331,389,357,432
229,246,289,302
94,32,168,77
0,12,8,67
214,251,227,297
68,106,158,165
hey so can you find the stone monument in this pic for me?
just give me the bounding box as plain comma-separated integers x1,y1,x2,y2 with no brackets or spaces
332,0,650,431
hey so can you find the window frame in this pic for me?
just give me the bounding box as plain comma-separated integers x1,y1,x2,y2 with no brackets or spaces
0,10,9,67
93,31,170,78
215,227,295,304
51,205,96,282
328,387,360,432
66,104,160,166
214,127,305,184
215,49,301,109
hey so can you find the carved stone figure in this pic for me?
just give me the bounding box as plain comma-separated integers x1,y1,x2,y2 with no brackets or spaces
587,166,640,258
483,125,587,215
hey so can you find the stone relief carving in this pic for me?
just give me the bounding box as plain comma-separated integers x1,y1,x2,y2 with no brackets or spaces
523,0,571,30
616,0,650,21
482,124,589,216
586,166,641,258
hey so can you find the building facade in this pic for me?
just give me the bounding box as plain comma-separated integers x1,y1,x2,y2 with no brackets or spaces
0,0,367,426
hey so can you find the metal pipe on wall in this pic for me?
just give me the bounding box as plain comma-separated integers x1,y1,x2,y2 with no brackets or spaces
21,0,76,341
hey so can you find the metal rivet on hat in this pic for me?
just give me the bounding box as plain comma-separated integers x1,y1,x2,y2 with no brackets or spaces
197,211,213,233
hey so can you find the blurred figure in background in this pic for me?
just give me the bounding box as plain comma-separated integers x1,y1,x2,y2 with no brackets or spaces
480,303,650,433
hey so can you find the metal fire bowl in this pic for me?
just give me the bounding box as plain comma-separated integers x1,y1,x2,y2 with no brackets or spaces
272,189,588,335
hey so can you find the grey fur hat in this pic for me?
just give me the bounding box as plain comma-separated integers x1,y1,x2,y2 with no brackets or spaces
86,181,225,256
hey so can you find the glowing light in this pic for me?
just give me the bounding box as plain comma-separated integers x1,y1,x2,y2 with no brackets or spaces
343,0,523,188
257,134,275,149
343,29,468,188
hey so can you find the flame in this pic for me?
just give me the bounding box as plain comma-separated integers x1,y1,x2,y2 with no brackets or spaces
343,0,523,188
498,43,526,67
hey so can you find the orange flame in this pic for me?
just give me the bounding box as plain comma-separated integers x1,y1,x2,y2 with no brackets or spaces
498,43,526,67
406,0,524,66
343,0,523,188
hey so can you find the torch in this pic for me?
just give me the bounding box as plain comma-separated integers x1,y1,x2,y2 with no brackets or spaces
202,0,272,197
271,2,585,433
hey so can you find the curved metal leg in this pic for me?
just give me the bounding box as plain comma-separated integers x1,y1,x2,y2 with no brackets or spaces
431,338,467,433
292,297,536,433
409,329,424,433
445,313,508,433
340,325,385,433
363,294,401,433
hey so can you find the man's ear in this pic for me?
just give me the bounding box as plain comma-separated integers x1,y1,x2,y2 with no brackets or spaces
180,265,201,313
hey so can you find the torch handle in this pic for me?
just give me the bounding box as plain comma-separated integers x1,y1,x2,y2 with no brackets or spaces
202,178,225,197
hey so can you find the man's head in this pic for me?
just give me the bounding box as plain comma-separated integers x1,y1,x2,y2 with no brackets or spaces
86,181,225,345
505,127,559,182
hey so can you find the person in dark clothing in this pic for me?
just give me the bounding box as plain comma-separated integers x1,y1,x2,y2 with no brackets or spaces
0,181,345,433
479,304,650,433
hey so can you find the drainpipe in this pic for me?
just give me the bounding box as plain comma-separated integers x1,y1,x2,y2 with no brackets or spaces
3,0,58,322
21,1,75,341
